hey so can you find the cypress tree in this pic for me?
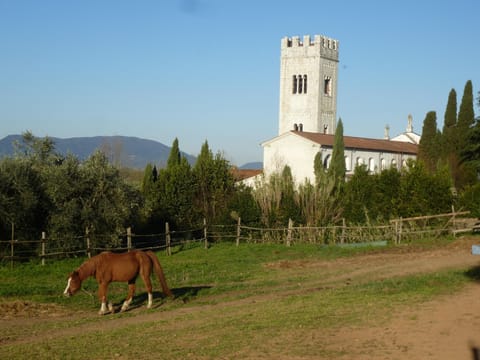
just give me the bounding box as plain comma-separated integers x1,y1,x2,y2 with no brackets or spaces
313,151,323,184
141,163,155,194
418,111,440,173
442,88,457,156
457,80,475,147
328,118,346,182
167,138,182,168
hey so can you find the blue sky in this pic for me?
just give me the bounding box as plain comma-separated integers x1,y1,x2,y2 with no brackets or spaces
0,0,478,166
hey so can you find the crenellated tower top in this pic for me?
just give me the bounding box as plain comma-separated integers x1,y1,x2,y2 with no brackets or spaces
281,35,339,62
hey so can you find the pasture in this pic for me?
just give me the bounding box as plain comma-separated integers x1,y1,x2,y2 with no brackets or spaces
1,236,480,359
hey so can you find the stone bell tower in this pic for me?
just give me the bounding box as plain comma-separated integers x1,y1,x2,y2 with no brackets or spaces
278,34,339,135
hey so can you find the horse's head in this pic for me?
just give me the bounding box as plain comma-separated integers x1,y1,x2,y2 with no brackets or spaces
63,271,82,297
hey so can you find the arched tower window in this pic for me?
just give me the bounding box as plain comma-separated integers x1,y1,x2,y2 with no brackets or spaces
324,76,332,96
292,74,308,94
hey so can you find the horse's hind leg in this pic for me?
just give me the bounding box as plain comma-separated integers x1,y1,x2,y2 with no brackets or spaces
140,272,154,308
121,281,136,312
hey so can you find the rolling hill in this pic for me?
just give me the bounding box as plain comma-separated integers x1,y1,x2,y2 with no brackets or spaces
0,135,196,169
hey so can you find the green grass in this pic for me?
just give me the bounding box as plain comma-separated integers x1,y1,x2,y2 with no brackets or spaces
0,238,476,359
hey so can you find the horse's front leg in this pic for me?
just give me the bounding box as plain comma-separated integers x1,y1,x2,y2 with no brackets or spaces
98,282,113,315
120,282,136,312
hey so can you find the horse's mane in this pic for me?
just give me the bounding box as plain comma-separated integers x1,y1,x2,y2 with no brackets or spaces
76,253,105,280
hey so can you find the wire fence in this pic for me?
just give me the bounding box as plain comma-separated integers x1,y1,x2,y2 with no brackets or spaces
0,211,475,265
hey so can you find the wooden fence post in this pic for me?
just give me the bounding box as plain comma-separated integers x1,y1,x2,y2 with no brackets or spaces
86,227,91,258
286,218,293,247
165,222,171,256
41,231,46,266
397,217,403,244
10,222,14,268
127,227,132,251
203,218,208,249
236,217,241,247
341,218,346,244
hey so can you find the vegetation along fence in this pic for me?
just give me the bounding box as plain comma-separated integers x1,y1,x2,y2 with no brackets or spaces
0,211,475,265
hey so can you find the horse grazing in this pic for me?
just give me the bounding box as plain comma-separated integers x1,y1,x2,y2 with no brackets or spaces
64,250,173,315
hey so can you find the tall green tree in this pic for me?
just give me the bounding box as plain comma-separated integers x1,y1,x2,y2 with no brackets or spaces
167,138,181,168
418,111,440,173
442,88,457,157
342,165,375,223
278,165,301,224
193,141,235,225
457,80,475,138
455,80,477,189
313,151,323,183
328,118,346,183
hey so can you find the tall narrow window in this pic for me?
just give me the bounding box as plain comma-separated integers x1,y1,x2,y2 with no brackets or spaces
292,75,297,94
303,75,307,93
298,74,303,93
324,77,332,96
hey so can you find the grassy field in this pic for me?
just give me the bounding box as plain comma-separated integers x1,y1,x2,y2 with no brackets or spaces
0,238,477,359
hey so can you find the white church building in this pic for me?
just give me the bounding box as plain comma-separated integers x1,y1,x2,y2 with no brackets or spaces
247,34,420,186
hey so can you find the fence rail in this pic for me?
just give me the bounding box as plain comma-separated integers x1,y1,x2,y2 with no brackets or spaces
0,211,475,265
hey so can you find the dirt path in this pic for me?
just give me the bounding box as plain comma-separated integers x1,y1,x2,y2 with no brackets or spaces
1,237,480,359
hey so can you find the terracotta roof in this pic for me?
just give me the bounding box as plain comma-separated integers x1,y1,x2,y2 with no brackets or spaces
293,131,418,154
231,168,263,181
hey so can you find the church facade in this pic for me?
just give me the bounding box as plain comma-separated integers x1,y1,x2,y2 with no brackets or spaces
256,34,420,186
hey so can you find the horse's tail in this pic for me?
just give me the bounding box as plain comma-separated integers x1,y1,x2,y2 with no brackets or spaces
145,251,173,298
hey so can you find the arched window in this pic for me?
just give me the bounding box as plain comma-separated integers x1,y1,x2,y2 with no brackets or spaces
298,74,303,93
323,154,331,169
368,158,375,172
345,156,351,171
356,157,364,167
303,75,307,94
292,75,297,94
324,76,332,96
391,159,397,168
381,158,386,170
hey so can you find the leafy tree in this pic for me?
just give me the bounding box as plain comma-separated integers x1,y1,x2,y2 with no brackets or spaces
79,151,139,247
0,158,46,242
342,165,375,223
160,156,196,228
193,141,235,225
398,160,453,217
13,131,61,166
222,183,261,226
372,167,402,220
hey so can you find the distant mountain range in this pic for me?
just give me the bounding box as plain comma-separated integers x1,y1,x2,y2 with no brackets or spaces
0,135,262,170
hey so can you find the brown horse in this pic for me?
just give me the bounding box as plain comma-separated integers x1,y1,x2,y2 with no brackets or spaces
64,250,173,315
